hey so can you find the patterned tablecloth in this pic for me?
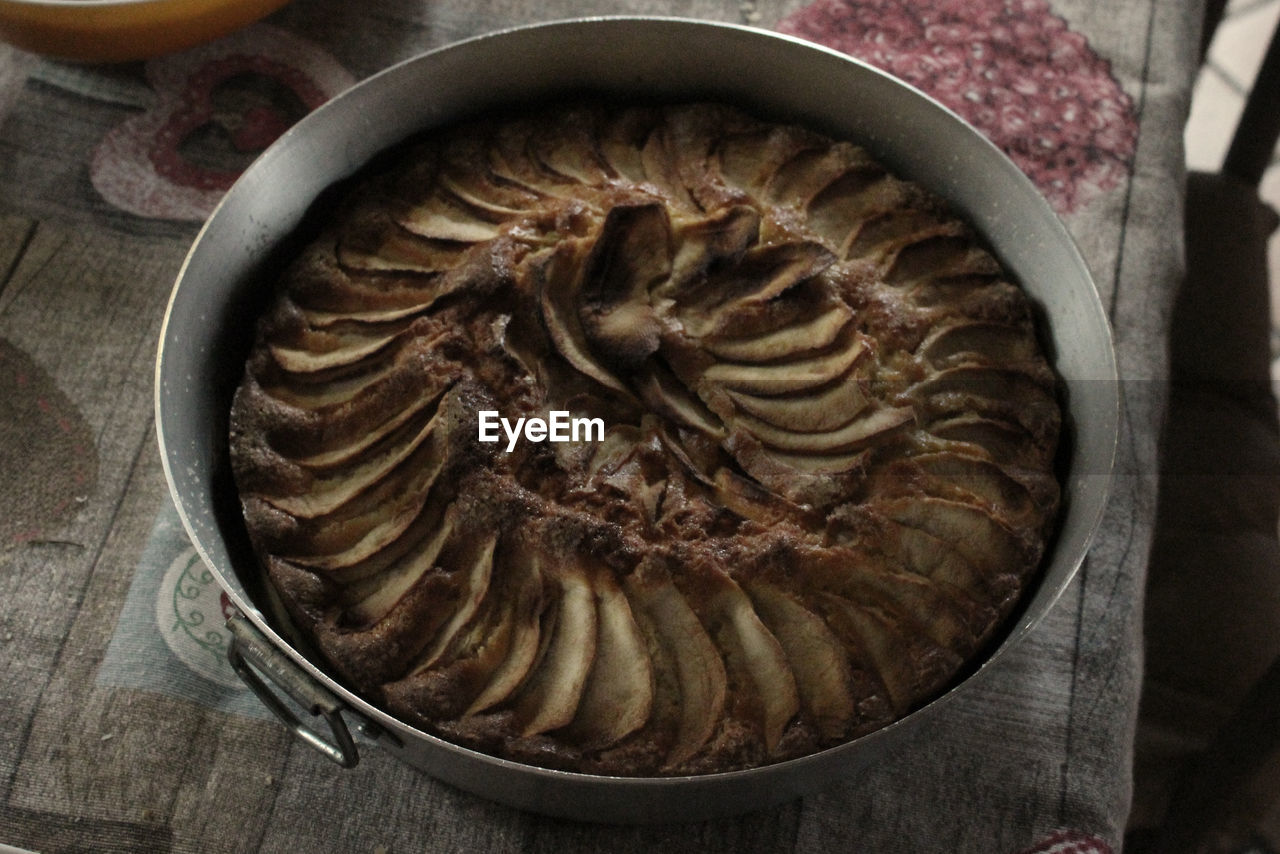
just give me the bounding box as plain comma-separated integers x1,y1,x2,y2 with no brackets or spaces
0,1,1201,851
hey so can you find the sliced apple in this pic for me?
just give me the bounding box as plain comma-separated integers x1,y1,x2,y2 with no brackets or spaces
410,533,498,671
293,384,445,469
537,241,634,399
577,202,670,364
262,354,402,411
676,242,834,337
918,320,1040,369
733,404,914,454
711,467,811,528
301,303,428,328
726,379,868,433
911,365,1058,439
886,234,1000,285
875,495,1033,578
635,363,725,439
845,209,950,264
265,408,442,518
661,205,761,298
830,564,976,654
513,563,599,736
625,571,727,767
714,126,825,196
344,504,456,623
763,142,875,209
336,216,469,275
640,128,698,211
487,119,577,196
700,331,867,396
750,445,871,476
567,570,655,749
928,413,1046,469
907,452,1041,525
702,303,852,364
438,173,530,218
595,108,656,184
814,591,957,717
466,553,546,714
745,580,856,740
269,328,401,374
282,419,448,570
708,578,800,753
803,168,894,249
527,117,612,184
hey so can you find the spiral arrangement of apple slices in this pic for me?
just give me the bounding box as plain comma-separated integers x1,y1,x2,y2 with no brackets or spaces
230,102,1061,776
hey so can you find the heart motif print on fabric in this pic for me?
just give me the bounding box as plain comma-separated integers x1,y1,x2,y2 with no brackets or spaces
91,24,355,221
1015,830,1115,854
777,0,1138,214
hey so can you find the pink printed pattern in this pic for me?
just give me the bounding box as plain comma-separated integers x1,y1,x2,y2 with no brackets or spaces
91,25,354,221
1016,830,1115,854
777,0,1138,213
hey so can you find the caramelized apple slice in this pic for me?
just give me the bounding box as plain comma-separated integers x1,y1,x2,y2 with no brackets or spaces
763,142,876,209
711,467,813,528
345,504,455,623
401,195,502,242
709,578,800,752
635,363,725,439
886,234,1000,285
918,320,1041,368
269,329,402,374
703,303,852,363
826,563,977,655
300,301,429,330
411,533,498,671
733,404,914,454
876,495,1034,577
700,331,867,396
626,571,727,767
905,452,1046,525
726,380,868,433
266,408,443,518
911,365,1058,440
538,240,634,398
928,413,1048,469
293,384,445,469
714,125,826,196
466,553,546,714
745,580,856,740
283,435,448,572
438,174,530,219
662,205,761,297
513,563,599,736
676,242,834,338
813,591,957,717
567,571,655,749
577,202,670,365
336,214,469,275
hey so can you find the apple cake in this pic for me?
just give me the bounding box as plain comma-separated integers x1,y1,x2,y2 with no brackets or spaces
229,101,1061,776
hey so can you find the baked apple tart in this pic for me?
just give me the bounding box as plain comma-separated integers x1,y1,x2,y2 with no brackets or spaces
229,101,1061,776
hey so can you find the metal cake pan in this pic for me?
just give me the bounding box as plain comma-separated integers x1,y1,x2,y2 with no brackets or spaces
155,17,1119,824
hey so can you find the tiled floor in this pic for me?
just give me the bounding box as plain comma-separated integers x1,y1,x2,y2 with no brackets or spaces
1185,0,1280,379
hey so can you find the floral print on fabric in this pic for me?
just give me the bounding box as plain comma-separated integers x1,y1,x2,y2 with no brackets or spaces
777,0,1138,213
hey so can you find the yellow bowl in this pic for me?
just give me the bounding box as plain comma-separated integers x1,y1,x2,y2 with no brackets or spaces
0,0,292,62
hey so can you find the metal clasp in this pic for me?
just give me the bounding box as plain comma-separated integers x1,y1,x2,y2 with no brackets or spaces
226,611,360,768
